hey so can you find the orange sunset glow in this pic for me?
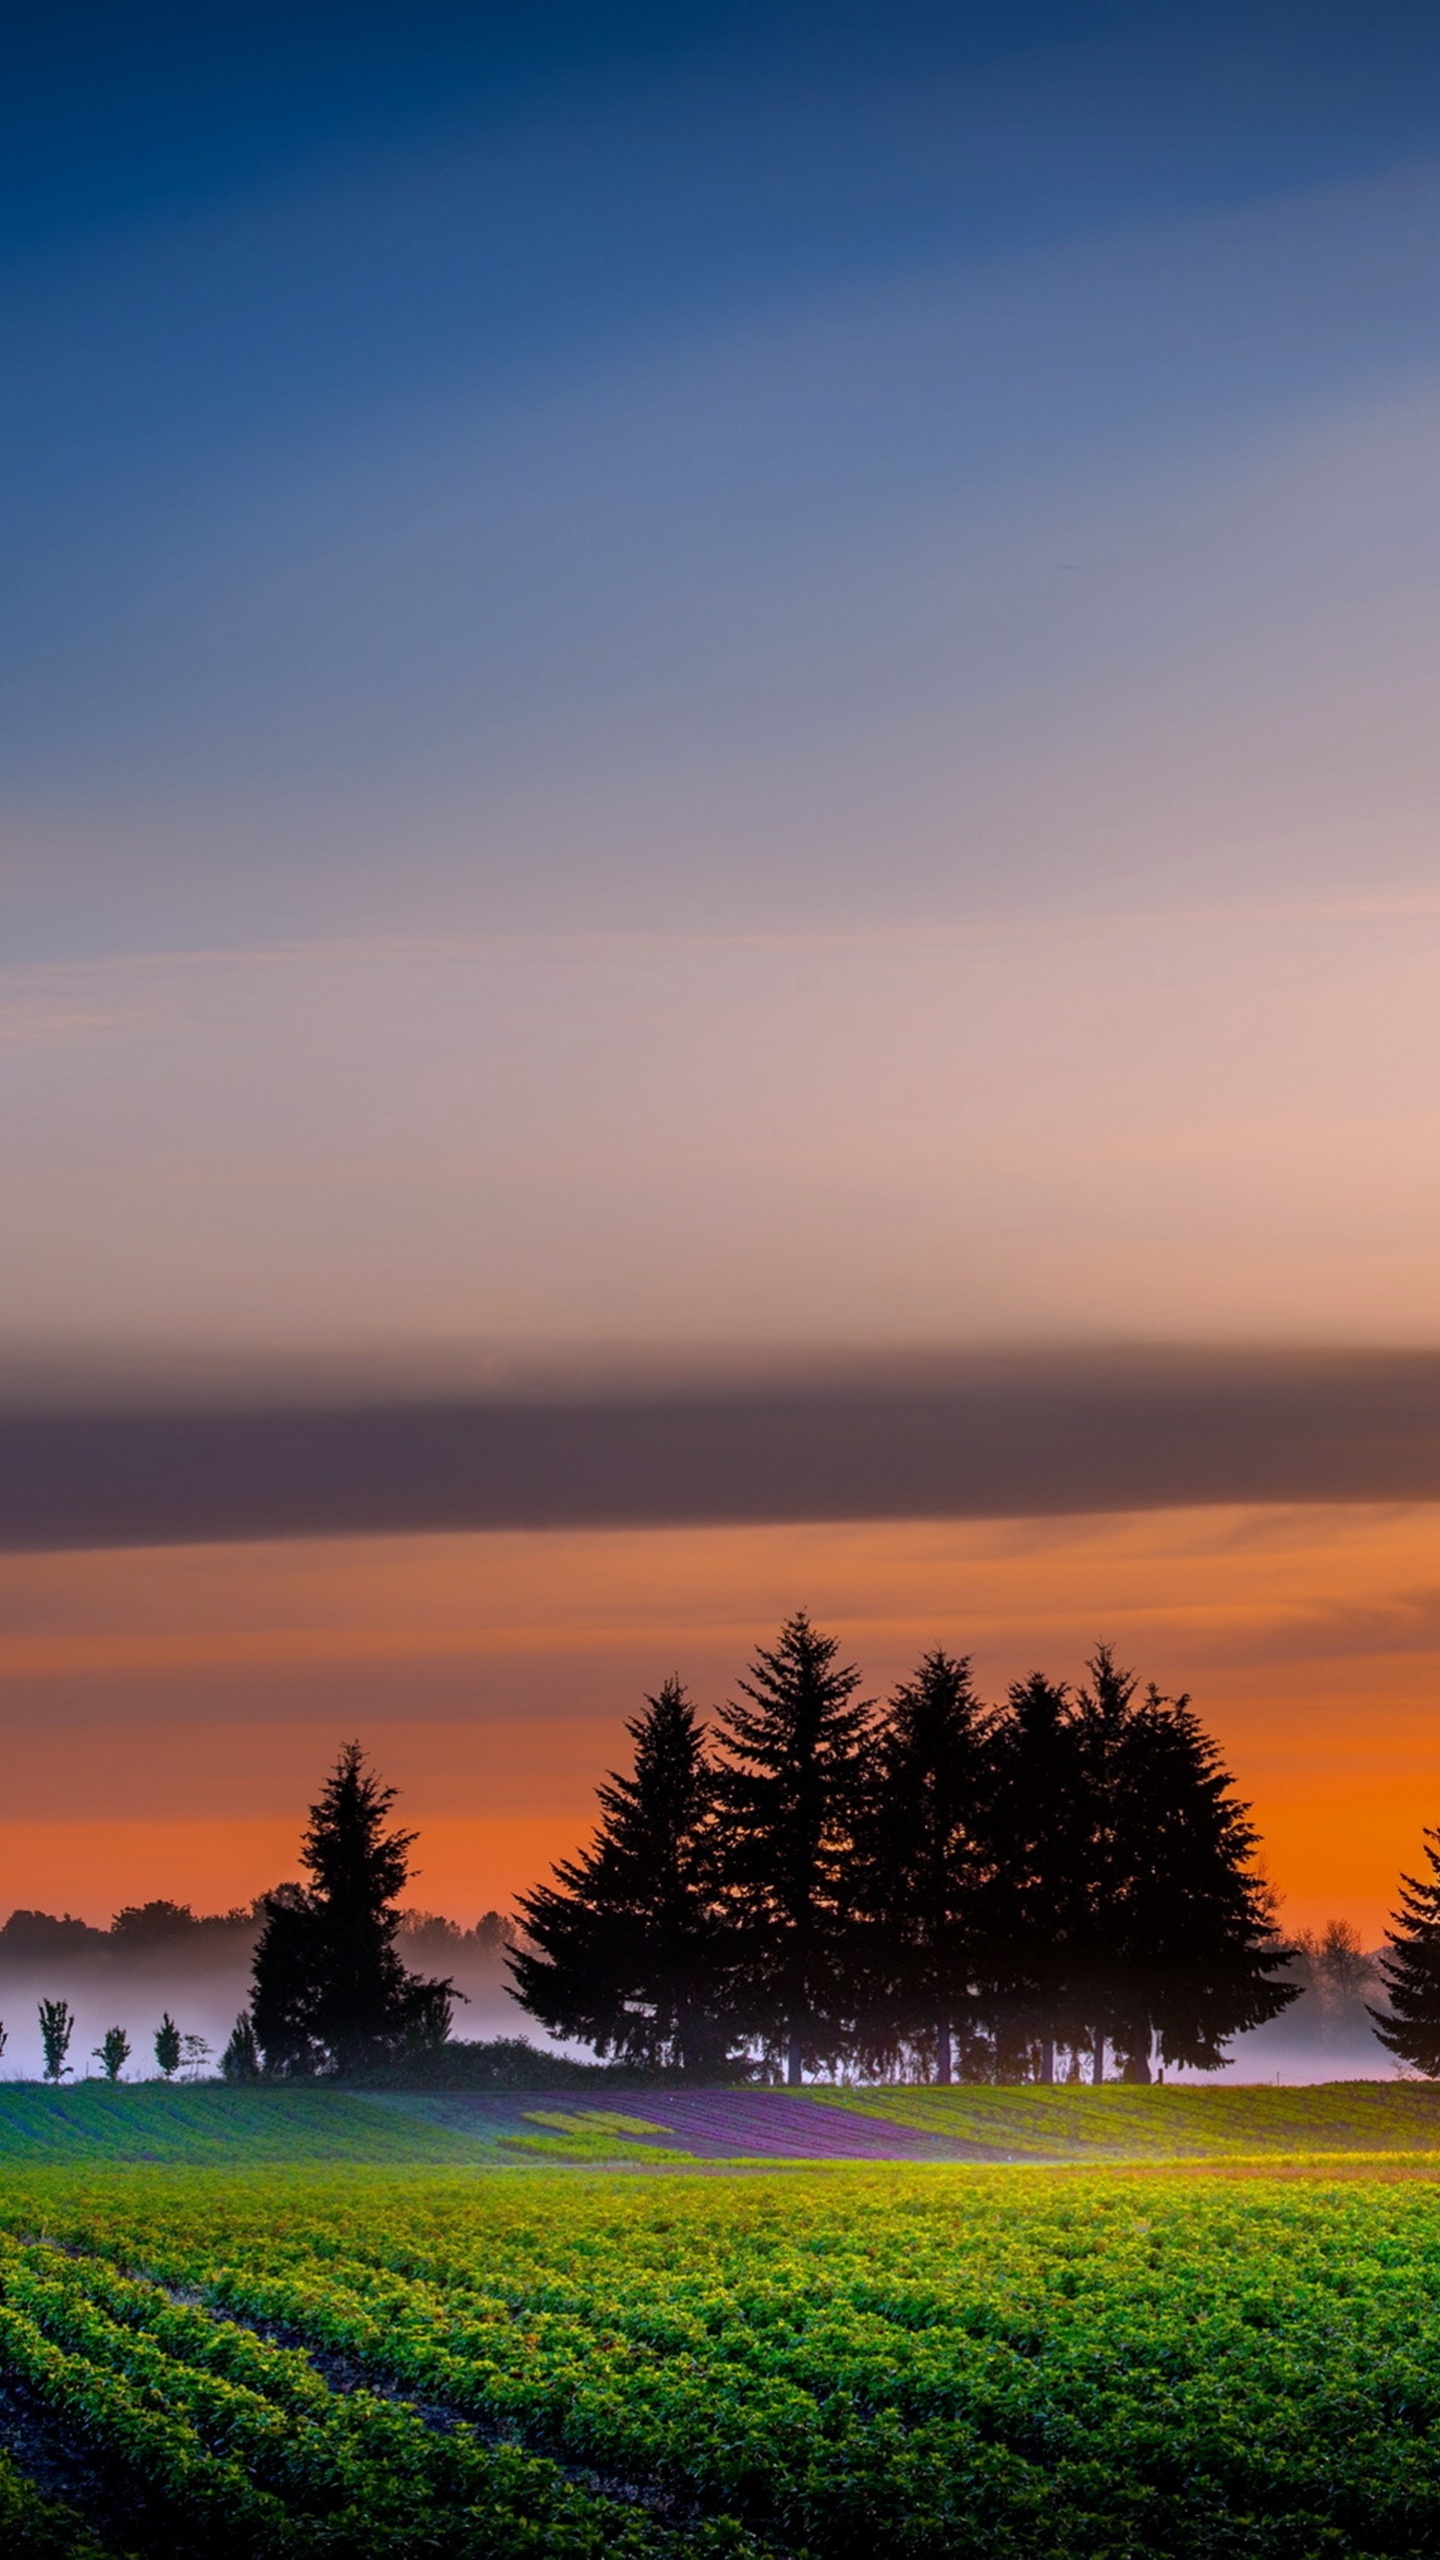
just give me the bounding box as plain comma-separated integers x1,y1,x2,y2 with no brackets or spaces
5,1500,1439,1940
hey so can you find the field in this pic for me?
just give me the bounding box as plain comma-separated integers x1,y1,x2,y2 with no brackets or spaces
3,2078,1440,2165
4,2149,1440,2554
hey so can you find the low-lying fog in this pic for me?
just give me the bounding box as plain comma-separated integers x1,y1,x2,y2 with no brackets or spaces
0,1908,1401,2087
0,1904,526,2082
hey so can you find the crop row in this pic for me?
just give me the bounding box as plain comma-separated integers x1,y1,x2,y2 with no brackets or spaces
0,2230,767,2559
9,2167,1440,2555
0,2449,103,2560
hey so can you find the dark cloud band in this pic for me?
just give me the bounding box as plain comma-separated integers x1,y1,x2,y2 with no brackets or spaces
3,1347,1440,1552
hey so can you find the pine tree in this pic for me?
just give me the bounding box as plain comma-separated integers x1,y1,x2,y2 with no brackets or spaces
1373,1831,1440,2075
1099,1672,1296,2074
714,1613,873,2085
154,2013,181,2079
1071,1643,1143,2081
511,1679,730,2071
857,1651,991,2082
250,1742,456,2075
982,1674,1091,2083
221,2012,262,2081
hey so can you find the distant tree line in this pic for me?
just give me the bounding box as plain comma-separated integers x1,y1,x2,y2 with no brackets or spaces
510,1614,1297,2085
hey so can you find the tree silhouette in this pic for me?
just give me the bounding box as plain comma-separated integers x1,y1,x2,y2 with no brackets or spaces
221,2012,262,2081
983,1674,1091,2083
714,1613,873,2085
250,1742,456,2075
37,1998,73,2084
511,1679,731,2070
1373,1830,1440,2075
857,1650,992,2082
93,2025,130,2083
154,2012,181,2079
1083,1658,1296,2075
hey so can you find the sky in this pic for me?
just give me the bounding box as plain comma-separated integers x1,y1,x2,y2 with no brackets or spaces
6,0,1440,1960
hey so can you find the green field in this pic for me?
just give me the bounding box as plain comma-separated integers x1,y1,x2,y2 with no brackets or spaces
819,2077,1440,2158
0,2085,496,2165
5,2156,1440,2553
1,2078,1438,2167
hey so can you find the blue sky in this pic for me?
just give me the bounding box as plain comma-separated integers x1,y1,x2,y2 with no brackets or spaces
6,2,1440,1376
8,1,1440,956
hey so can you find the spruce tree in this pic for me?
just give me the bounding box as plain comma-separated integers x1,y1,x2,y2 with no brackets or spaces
983,1674,1090,2083
1099,1671,1296,2075
714,1613,873,2085
250,1742,455,2075
857,1650,991,2082
1373,1831,1440,2074
511,1678,729,2071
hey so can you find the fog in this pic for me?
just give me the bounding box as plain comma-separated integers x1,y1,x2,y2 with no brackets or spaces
0,1904,1400,2087
0,1906,528,2083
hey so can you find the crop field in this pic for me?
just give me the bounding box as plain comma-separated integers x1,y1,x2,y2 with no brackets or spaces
4,2161,1440,2554
5,2079,1440,2168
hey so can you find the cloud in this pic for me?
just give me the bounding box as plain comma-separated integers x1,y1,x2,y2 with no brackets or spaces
6,1346,1440,1551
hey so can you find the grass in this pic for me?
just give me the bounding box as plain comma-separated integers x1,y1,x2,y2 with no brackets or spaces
3,2077,1440,2170
0,2084,494,2165
818,2077,1440,2158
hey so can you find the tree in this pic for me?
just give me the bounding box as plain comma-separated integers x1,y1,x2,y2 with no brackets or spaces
1084,1659,1296,2076
93,2026,130,2083
982,1674,1091,2083
856,1651,992,2083
154,2013,182,2079
250,1742,456,2075
1373,1832,1440,2074
37,1998,74,2083
512,1679,731,2072
221,2012,262,2082
713,1614,873,2085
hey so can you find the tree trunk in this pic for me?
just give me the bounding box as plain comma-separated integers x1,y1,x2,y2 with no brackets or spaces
1039,2034,1055,2086
786,2026,804,2087
935,2020,952,2085
1093,2031,1106,2085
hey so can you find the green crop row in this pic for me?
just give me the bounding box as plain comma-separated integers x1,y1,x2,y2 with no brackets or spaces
10,2164,1440,2554
0,2223,768,2558
0,2450,105,2560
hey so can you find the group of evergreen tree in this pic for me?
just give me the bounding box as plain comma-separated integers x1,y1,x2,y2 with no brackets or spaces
512,1613,1296,2084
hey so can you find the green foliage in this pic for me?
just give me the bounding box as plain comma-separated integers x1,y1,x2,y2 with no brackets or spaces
9,2164,1440,2554
0,2451,104,2559
154,2013,182,2079
36,2000,73,2085
91,2026,129,2084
